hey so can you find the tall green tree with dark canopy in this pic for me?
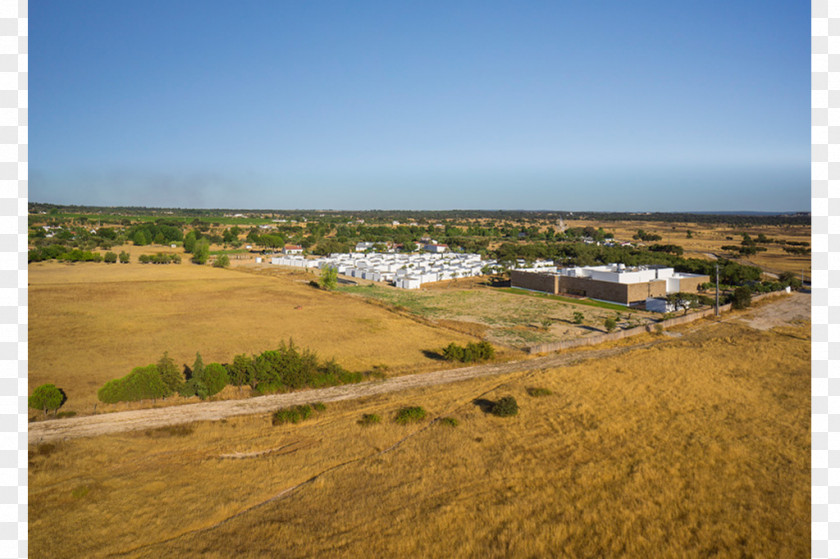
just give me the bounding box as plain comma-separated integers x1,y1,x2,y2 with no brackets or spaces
191,352,205,380
192,238,210,264
29,384,66,418
157,351,183,393
198,363,229,397
183,231,197,253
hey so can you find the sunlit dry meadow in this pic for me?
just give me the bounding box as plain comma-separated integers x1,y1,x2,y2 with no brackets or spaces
29,261,480,414
29,310,809,558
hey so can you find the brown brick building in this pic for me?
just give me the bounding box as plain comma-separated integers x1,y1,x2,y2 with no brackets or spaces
510,265,710,306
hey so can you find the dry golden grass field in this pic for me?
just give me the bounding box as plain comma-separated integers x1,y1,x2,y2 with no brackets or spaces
29,261,480,415
569,219,811,279
29,297,809,558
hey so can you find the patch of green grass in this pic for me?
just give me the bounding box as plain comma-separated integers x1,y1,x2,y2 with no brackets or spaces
272,404,313,425
526,387,553,397
358,413,381,426
71,485,90,499
499,287,636,312
439,417,459,427
312,402,326,412
394,406,427,424
337,285,439,317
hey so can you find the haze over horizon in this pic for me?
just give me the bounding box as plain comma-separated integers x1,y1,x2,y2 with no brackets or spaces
31,1,809,212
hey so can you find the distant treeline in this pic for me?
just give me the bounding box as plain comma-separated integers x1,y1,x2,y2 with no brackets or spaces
30,203,810,227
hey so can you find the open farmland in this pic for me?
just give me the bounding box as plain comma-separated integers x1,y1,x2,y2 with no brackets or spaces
29,262,480,416
569,218,811,279
337,283,660,348
28,295,810,558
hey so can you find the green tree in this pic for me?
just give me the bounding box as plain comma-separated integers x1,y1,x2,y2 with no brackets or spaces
184,231,197,253
213,254,230,268
198,363,230,397
192,238,210,264
320,266,338,290
118,251,130,263
29,384,65,418
104,251,117,263
732,286,752,310
133,230,148,246
604,317,617,332
157,352,183,393
778,271,802,290
666,292,700,315
227,354,251,391
191,352,205,380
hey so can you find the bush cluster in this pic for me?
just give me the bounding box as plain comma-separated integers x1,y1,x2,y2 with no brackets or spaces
138,253,181,264
394,406,427,424
98,342,361,405
272,404,320,425
359,413,381,426
230,340,362,395
441,341,495,363
490,396,519,417
526,387,552,397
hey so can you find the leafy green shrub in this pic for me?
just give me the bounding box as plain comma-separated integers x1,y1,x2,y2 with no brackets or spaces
198,363,229,397
731,285,752,310
213,254,230,268
490,396,519,417
442,341,495,363
104,251,117,263
29,384,66,418
359,413,381,426
98,365,172,404
572,311,584,324
439,417,459,427
604,317,617,332
394,406,426,424
118,251,130,263
320,266,338,290
312,402,326,412
272,404,313,425
526,387,552,397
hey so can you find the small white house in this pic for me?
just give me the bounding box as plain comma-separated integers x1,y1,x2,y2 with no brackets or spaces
424,243,449,253
282,244,303,255
645,297,675,313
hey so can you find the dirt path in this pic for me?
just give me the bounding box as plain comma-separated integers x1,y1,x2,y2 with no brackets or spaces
29,293,810,445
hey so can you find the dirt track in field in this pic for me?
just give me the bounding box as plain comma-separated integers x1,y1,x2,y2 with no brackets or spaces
28,293,809,445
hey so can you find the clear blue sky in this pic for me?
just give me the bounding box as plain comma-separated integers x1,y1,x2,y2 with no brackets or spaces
31,0,809,211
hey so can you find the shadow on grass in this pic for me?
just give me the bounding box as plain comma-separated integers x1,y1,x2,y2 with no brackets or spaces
472,398,496,414
422,349,447,361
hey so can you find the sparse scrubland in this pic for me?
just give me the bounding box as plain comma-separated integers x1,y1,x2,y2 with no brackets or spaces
29,299,809,558
28,208,810,557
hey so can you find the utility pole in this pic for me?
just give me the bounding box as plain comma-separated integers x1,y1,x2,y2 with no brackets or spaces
715,262,720,317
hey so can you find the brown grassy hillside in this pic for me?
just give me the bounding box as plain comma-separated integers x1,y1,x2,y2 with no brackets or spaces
29,312,809,558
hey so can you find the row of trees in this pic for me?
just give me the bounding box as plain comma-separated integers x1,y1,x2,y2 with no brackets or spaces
97,342,362,404
139,253,181,264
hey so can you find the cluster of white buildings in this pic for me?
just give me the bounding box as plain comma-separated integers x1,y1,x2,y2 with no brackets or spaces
269,252,497,289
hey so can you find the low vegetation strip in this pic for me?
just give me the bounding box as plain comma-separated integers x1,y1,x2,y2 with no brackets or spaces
28,293,807,444
29,343,657,444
